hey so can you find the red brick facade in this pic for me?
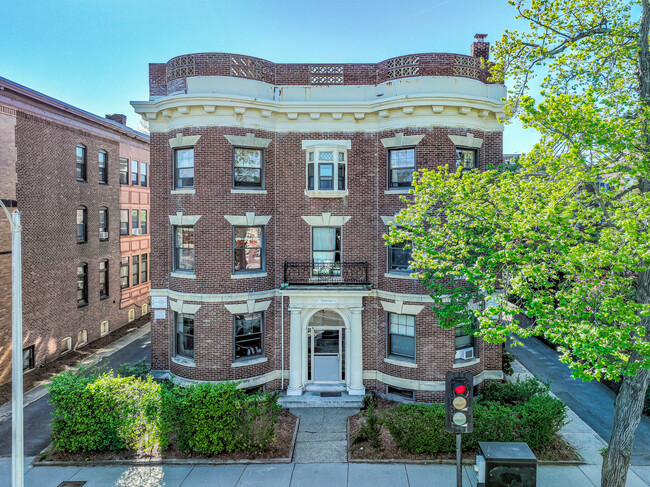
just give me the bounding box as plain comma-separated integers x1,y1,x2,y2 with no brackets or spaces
0,78,149,385
137,39,504,401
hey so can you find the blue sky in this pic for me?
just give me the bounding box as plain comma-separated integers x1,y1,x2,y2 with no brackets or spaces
1,0,537,153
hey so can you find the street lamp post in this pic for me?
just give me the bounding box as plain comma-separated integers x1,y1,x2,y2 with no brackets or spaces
0,202,23,487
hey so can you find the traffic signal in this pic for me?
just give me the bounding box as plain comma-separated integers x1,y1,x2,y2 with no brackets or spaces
445,371,474,434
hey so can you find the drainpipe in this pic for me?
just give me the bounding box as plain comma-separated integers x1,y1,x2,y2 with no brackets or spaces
281,292,285,390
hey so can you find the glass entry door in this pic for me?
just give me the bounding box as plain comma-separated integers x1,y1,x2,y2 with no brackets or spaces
308,327,343,383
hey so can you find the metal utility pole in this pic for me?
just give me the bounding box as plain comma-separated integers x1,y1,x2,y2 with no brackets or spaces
1,202,23,487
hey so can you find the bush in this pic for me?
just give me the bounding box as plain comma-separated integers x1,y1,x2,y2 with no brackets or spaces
516,394,567,449
383,404,456,453
117,359,151,379
353,404,382,449
480,377,550,405
49,369,162,452
502,349,516,377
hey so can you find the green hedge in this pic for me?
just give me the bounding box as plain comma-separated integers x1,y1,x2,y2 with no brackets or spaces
382,378,567,453
49,368,281,455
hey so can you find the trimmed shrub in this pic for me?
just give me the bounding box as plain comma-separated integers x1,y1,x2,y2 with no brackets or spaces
480,377,549,405
516,394,567,449
383,404,456,453
49,370,162,452
353,404,382,449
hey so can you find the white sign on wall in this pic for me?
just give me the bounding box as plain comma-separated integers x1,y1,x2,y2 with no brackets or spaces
314,298,338,304
154,310,166,321
151,296,168,309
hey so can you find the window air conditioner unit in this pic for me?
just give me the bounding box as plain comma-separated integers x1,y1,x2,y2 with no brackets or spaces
132,228,141,235
99,231,109,239
455,347,474,361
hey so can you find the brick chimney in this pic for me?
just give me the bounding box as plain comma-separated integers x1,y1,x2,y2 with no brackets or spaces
471,34,489,61
106,113,127,125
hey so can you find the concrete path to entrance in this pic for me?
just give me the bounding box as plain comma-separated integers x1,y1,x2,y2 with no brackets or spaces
291,408,359,463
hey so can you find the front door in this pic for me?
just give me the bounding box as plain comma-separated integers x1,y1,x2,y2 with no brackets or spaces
308,327,343,383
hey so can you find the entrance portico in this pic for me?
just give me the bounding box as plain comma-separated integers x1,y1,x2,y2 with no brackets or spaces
284,290,368,396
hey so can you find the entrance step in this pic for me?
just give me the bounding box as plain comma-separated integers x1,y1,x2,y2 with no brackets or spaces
278,390,364,408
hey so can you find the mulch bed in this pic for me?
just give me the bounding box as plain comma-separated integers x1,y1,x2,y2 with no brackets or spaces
348,398,580,463
38,409,297,464
0,314,151,407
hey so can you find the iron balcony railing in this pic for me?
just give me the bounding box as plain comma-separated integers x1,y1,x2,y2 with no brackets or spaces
283,261,370,286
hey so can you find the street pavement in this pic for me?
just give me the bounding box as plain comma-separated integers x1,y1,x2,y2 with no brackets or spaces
508,336,650,466
0,323,151,457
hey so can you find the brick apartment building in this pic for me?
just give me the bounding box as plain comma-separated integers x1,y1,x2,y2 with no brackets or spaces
132,34,505,401
0,77,149,385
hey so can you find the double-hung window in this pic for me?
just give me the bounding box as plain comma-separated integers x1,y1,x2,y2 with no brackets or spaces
99,208,108,240
119,158,129,185
76,206,87,243
141,254,148,283
233,148,263,188
120,257,129,288
388,313,415,360
455,319,476,361
120,209,129,236
131,160,139,185
77,263,88,307
456,148,478,171
98,150,108,184
387,227,412,273
132,210,139,235
175,312,194,359
174,226,195,273
307,149,347,191
76,144,87,181
234,226,263,273
174,148,194,189
140,162,147,187
388,148,416,188
234,312,263,360
312,227,341,276
99,260,109,298
132,255,140,286
140,210,148,234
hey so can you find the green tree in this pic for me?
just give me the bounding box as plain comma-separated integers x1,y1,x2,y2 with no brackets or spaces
388,1,650,486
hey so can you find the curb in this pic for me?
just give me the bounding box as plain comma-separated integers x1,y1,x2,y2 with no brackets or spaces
33,416,300,467
0,322,151,421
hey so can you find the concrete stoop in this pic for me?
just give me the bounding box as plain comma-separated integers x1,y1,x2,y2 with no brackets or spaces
278,391,364,408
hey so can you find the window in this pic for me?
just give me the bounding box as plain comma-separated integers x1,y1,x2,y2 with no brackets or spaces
234,226,263,272
119,158,129,185
23,346,34,371
388,313,415,360
307,148,347,191
98,150,108,184
456,148,478,171
174,226,195,272
233,148,263,188
99,207,108,240
312,227,341,275
132,255,140,286
120,209,129,236
234,312,263,360
140,210,148,234
76,206,87,243
132,210,139,235
76,144,87,181
101,321,110,336
120,257,129,289
141,253,148,283
77,263,88,307
175,312,194,359
387,227,412,273
140,162,147,187
99,260,109,298
455,320,476,360
386,385,415,401
388,148,415,188
174,148,194,189
131,159,139,185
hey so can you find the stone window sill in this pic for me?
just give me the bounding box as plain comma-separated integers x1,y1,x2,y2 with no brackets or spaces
231,271,267,279
384,189,411,194
304,189,348,198
384,357,417,368
384,272,418,280
171,271,196,279
171,188,196,195
231,189,267,195
172,356,196,367
453,357,480,369
231,356,268,368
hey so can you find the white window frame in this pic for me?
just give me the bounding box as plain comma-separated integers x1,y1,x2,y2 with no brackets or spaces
302,140,350,198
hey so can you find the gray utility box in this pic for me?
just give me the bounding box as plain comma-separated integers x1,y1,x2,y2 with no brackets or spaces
476,442,537,487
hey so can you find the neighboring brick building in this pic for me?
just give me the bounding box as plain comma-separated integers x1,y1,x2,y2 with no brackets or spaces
132,35,505,401
0,78,149,385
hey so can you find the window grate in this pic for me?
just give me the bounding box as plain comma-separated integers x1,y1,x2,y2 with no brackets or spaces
310,65,344,85
167,55,195,81
230,55,264,79
386,55,420,80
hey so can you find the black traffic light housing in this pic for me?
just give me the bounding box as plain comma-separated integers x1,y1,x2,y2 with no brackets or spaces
445,371,474,434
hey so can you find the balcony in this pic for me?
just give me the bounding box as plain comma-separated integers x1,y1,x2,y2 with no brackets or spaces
283,262,371,287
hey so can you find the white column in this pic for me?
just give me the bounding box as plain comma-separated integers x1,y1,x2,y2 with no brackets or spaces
287,307,303,396
11,210,24,487
348,306,365,395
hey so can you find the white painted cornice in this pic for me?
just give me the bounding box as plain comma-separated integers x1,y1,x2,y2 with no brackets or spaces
301,140,351,149
381,133,425,148
224,212,271,226
448,133,484,149
169,212,201,226
169,300,202,315
302,212,351,227
224,133,271,148
380,300,425,315
168,133,201,148
224,300,272,315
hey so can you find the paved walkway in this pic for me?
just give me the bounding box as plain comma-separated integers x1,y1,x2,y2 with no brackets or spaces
291,408,358,463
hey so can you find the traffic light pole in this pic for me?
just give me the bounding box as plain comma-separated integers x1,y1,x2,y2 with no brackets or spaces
456,433,462,487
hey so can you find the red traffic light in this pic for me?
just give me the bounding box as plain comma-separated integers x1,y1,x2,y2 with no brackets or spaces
454,384,467,394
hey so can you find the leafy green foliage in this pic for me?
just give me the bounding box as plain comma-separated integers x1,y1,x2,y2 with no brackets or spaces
502,349,516,377
116,359,151,379
353,404,382,450
383,403,456,453
480,377,550,405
